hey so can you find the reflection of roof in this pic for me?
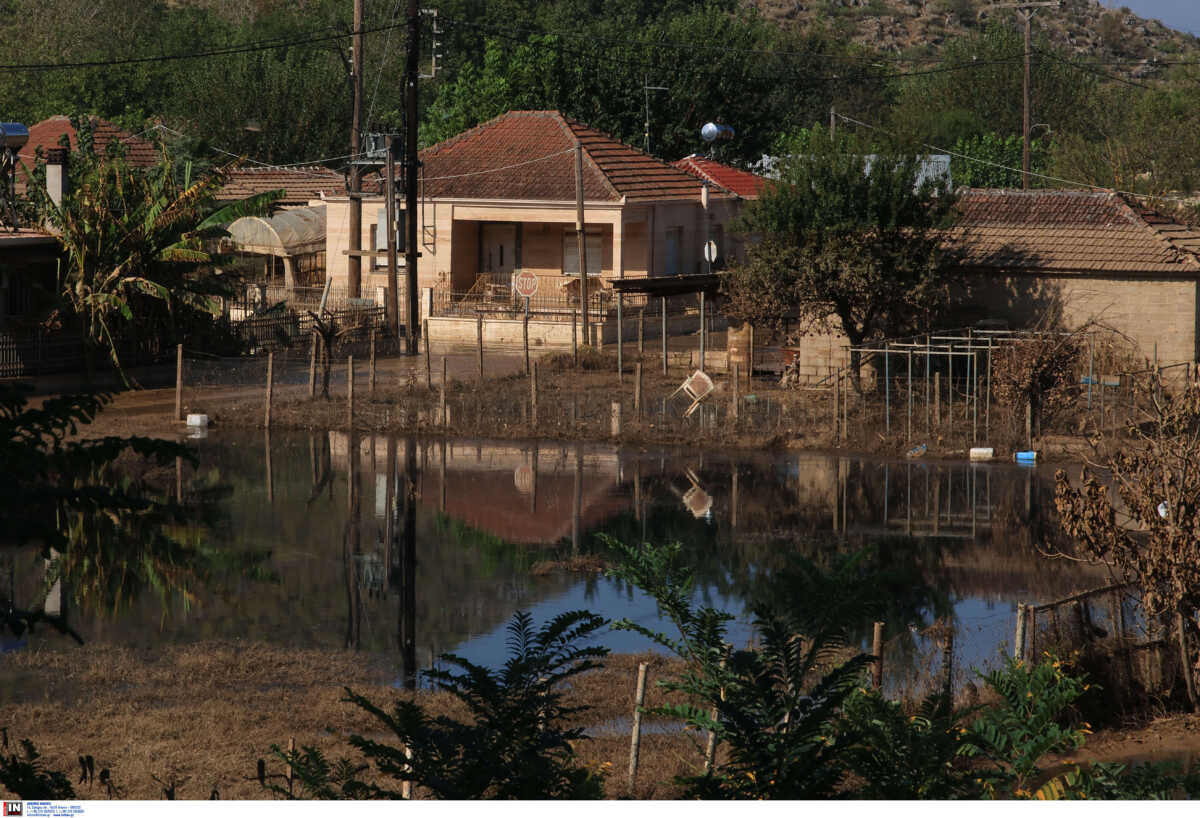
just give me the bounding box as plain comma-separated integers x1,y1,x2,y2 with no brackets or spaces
949,189,1200,275
672,155,766,198
218,166,344,206
418,466,629,545
18,115,158,167
226,206,326,255
413,111,708,203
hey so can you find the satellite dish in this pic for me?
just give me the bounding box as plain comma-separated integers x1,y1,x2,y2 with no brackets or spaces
700,122,734,143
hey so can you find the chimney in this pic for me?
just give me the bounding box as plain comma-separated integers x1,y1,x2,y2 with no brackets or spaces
45,147,68,207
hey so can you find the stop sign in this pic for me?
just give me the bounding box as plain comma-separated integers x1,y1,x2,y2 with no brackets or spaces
514,270,539,298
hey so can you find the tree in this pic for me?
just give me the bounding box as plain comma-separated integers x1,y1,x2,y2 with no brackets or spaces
30,129,279,380
889,21,1096,149
951,132,1051,188
722,127,957,389
1054,372,1200,712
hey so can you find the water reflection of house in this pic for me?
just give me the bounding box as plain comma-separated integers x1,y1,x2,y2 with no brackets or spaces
327,434,628,545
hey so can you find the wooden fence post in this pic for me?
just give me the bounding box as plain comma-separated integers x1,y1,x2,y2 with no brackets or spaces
934,371,941,427
611,401,622,437
1014,603,1028,661
286,737,295,797
703,653,728,774
634,362,642,418
731,364,741,425
628,662,649,794
872,621,884,689
369,330,377,396
832,369,839,441
638,308,645,360
530,362,539,428
523,312,530,375
308,331,317,398
440,356,448,427
476,314,484,383
264,350,274,428
1026,400,1033,449
424,319,431,389
347,355,354,429
661,297,668,376
175,343,183,421
571,308,578,367
941,627,955,700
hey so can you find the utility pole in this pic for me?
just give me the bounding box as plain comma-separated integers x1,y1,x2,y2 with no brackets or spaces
385,134,400,339
642,77,668,155
404,0,421,354
995,2,1059,190
348,0,364,298
575,144,588,348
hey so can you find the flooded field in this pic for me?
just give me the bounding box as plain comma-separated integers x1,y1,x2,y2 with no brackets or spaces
6,429,1105,699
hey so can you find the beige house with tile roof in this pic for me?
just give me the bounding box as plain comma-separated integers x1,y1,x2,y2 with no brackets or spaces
783,188,1200,384
322,110,746,302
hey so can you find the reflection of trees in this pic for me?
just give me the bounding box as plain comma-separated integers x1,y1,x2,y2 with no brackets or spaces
49,463,273,621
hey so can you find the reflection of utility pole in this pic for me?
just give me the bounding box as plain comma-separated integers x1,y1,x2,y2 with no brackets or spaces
642,76,668,155
346,431,362,649
994,2,1059,190
401,437,418,688
572,444,583,556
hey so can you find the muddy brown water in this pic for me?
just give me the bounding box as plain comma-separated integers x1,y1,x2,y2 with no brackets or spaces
7,429,1103,700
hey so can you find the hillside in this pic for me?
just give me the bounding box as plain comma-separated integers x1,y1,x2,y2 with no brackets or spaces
755,0,1200,74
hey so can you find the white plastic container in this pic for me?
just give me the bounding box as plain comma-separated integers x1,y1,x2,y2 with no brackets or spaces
968,447,994,461
186,413,209,427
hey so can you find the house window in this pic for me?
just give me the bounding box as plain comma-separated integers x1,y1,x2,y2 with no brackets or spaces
562,232,602,276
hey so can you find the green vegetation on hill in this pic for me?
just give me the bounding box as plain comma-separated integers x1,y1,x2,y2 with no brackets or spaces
4,0,1200,194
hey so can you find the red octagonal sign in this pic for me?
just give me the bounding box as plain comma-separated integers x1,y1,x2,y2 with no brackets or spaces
513,270,539,298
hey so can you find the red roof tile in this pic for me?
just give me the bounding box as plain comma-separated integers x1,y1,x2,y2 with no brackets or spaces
417,111,707,203
672,155,767,198
217,166,345,206
948,189,1200,276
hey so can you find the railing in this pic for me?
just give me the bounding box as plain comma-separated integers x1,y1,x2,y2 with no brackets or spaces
230,305,387,350
431,288,608,324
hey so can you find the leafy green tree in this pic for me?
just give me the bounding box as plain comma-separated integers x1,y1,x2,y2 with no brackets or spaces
951,132,1051,188
723,127,956,389
889,21,1096,149
0,738,77,800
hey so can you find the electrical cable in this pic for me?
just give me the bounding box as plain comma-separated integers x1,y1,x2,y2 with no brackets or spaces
832,111,1200,203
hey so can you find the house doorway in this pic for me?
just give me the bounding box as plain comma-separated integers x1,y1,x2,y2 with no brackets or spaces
481,223,517,276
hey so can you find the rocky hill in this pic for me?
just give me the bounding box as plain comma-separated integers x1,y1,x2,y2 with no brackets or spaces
755,0,1200,75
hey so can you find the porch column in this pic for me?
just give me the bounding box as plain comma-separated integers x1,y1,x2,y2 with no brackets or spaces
614,219,624,280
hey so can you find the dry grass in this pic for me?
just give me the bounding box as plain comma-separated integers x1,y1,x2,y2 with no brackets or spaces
1,643,704,800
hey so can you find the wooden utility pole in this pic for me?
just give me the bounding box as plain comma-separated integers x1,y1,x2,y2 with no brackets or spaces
995,2,1059,190
385,134,400,338
404,0,421,354
575,144,588,350
347,0,364,298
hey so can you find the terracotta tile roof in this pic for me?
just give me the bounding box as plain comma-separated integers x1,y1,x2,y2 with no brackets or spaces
217,166,345,206
417,111,706,203
948,189,1200,276
672,154,767,198
18,115,159,168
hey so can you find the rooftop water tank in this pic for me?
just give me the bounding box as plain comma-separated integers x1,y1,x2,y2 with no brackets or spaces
0,122,28,151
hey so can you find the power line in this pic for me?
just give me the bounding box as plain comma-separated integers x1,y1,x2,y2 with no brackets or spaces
0,20,408,73
832,111,1199,203
1033,48,1157,90
438,16,1028,85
